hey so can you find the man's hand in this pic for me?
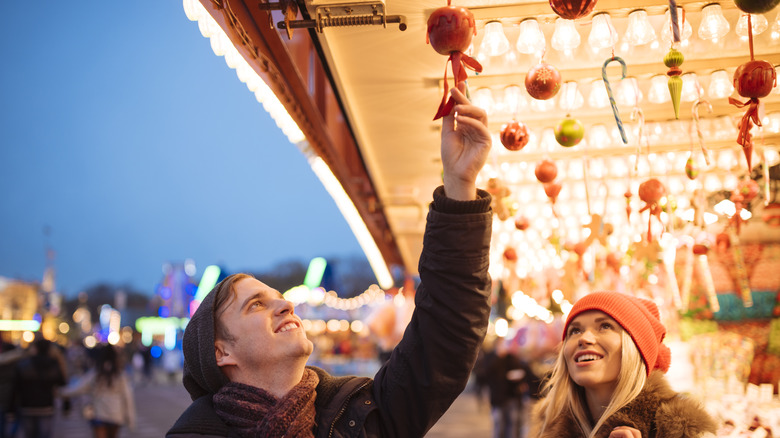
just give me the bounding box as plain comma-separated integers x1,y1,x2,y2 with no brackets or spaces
441,82,492,201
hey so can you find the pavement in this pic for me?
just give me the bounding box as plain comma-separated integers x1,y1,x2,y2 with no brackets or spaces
43,371,494,438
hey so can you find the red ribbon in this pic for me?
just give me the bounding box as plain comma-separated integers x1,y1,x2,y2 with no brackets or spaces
729,96,761,169
433,51,483,120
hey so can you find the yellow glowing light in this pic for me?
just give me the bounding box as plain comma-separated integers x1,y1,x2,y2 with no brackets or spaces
84,335,97,348
22,331,35,343
58,322,70,334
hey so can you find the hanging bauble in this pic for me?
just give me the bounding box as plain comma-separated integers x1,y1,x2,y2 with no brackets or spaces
664,48,684,119
736,178,760,203
685,156,699,180
734,60,776,98
638,178,666,242
503,247,518,261
543,181,562,203
535,159,558,183
500,120,530,151
549,0,598,20
525,62,562,100
514,215,530,231
427,1,482,120
734,0,780,14
554,115,585,147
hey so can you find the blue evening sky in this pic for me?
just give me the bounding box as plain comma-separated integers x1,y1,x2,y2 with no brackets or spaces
0,2,365,297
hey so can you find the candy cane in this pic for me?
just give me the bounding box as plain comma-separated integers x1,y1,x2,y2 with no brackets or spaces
692,99,713,165
603,57,628,144
630,107,646,172
669,0,680,43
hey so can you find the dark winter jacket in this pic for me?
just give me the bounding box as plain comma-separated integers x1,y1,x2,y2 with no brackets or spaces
167,186,493,438
14,350,66,416
529,371,718,438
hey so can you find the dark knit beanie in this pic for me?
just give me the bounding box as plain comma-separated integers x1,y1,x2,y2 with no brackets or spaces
563,291,672,375
182,281,230,400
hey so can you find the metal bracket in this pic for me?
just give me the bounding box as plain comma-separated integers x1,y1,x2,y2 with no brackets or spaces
272,1,406,37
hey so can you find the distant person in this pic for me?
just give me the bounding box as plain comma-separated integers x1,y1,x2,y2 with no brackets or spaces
529,292,717,438
14,338,65,438
167,83,494,437
0,341,24,438
483,338,533,438
62,344,136,438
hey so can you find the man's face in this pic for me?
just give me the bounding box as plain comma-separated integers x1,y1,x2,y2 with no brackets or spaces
563,310,623,394
214,278,313,374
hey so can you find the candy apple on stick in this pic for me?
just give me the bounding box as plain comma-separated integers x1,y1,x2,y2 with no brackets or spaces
427,1,482,120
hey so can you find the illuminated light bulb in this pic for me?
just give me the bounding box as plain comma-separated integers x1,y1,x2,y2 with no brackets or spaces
516,18,546,55
588,13,619,51
624,9,657,46
616,77,643,106
531,96,556,112
552,18,581,52
708,69,734,99
698,4,730,43
503,85,527,115
480,21,510,57
559,81,584,111
661,7,693,45
681,72,702,102
587,124,612,148
736,13,768,39
588,79,610,108
472,88,495,115
771,10,780,41
648,74,671,103
540,128,558,151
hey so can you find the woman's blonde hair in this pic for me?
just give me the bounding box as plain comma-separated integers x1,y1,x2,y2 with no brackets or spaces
533,329,647,438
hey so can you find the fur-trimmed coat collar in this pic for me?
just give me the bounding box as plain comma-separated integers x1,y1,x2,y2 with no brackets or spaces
530,371,717,438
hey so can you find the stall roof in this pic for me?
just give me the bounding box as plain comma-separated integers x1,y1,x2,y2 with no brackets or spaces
187,0,780,284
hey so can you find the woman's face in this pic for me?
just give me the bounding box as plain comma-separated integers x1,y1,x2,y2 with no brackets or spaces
563,310,623,394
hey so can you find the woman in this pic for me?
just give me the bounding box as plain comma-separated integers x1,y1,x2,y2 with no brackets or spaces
529,292,717,438
62,344,136,438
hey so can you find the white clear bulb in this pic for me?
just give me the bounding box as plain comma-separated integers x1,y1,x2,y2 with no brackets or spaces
648,74,671,104
771,10,780,41
736,13,768,39
624,9,657,46
516,19,546,55
472,88,495,115
480,21,510,57
588,79,610,108
661,7,693,45
559,81,584,111
552,18,581,51
503,85,527,115
698,4,730,42
708,69,734,99
681,72,702,102
616,77,643,106
588,13,618,51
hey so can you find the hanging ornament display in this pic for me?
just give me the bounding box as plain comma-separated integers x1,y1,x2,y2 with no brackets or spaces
685,157,699,180
730,14,777,170
514,215,530,231
624,189,633,221
602,57,628,144
486,177,512,221
544,181,562,202
500,120,530,151
535,159,558,183
525,61,562,100
692,99,713,166
664,48,684,119
554,114,585,147
427,1,483,120
733,0,780,14
638,178,667,242
549,0,598,20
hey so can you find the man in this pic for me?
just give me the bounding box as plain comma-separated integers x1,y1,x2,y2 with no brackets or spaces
167,83,493,438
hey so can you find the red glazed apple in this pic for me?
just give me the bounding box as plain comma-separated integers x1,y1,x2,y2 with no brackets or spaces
427,4,476,55
501,120,530,151
639,178,666,204
544,181,562,201
535,159,558,183
734,60,777,99
514,216,530,231
525,62,562,100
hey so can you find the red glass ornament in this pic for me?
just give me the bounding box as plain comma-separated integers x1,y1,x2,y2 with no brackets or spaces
549,0,598,20
525,62,562,100
427,1,482,120
514,216,530,231
638,178,666,242
543,181,562,203
500,120,530,151
535,159,558,183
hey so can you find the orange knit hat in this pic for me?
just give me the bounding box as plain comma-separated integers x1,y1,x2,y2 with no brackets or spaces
563,291,672,375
